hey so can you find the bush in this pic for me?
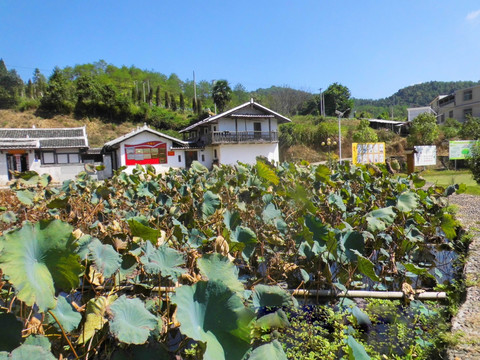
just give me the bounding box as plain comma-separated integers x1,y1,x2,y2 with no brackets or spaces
17,98,40,111
352,119,378,143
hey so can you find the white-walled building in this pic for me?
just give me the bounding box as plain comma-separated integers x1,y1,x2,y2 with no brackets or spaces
179,99,291,166
0,126,88,184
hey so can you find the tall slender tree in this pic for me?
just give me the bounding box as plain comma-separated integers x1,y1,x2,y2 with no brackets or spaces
179,93,185,111
164,91,170,109
170,94,177,111
155,86,161,107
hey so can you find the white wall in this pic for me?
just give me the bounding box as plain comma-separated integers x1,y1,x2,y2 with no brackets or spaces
0,153,8,184
218,143,279,165
115,132,186,174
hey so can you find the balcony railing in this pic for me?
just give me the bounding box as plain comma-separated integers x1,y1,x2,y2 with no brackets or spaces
209,131,278,144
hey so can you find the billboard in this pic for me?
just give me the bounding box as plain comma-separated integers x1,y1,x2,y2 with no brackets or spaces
414,145,436,166
449,140,478,160
352,142,385,165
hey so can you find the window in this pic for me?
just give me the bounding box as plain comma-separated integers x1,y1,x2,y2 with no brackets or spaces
214,149,218,159
125,141,167,165
449,110,453,118
464,90,473,101
42,152,55,164
201,154,205,162
178,155,181,162
464,108,473,119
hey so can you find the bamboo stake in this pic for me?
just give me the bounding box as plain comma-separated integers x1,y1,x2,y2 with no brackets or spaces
289,289,446,300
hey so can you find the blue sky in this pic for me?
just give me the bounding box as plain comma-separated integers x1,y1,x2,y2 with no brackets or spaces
1,1,480,99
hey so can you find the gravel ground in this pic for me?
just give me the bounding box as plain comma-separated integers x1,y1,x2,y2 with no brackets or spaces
447,193,480,359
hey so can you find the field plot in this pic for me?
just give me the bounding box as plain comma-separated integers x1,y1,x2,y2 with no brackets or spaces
0,161,469,359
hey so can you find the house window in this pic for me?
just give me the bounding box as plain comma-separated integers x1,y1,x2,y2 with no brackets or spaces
449,110,454,118
464,108,473,119
254,122,262,139
214,149,217,159
201,154,205,162
439,114,445,123
42,152,55,164
464,90,473,101
125,141,167,165
178,155,181,162
57,153,80,164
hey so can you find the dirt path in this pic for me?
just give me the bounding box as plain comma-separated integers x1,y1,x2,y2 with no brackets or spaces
447,193,480,359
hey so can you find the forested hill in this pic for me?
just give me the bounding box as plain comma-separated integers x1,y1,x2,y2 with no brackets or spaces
354,80,480,108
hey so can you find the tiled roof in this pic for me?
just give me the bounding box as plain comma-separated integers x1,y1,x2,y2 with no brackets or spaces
0,127,88,149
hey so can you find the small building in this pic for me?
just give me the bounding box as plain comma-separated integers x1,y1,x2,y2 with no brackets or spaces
0,126,89,184
179,99,291,166
406,106,436,122
430,86,480,124
102,125,196,175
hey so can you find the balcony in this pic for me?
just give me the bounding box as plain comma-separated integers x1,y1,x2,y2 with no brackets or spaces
208,131,278,144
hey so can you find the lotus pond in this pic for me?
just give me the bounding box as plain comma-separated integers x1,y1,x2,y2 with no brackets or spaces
0,160,468,359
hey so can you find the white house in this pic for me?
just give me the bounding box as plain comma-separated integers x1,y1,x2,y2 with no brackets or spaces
103,100,292,174
0,126,89,184
179,99,291,167
102,125,202,175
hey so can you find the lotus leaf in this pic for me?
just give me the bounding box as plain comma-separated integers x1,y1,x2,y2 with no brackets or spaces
15,189,34,206
197,254,244,294
88,238,122,278
231,226,257,260
0,312,22,352
347,335,371,359
396,192,418,213
128,217,161,244
48,295,81,333
255,160,279,186
140,241,186,281
172,281,255,360
109,295,157,345
0,220,81,311
8,344,56,360
252,284,295,308
202,191,221,219
248,340,287,360
79,295,116,344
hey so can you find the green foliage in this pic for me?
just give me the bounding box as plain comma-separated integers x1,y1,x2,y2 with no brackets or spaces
442,118,461,139
212,80,232,112
407,112,439,146
0,160,465,359
352,119,378,143
324,82,354,117
459,116,480,139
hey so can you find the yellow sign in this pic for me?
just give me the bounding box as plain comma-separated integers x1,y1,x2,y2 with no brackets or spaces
352,142,385,165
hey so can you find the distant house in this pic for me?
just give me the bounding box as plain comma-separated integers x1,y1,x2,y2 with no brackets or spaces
102,125,195,175
0,126,89,184
179,99,291,166
102,99,292,174
407,85,480,125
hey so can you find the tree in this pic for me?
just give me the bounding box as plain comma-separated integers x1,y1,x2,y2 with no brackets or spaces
164,91,170,109
170,94,177,111
407,113,439,146
33,68,47,98
442,118,461,139
352,119,378,143
212,80,232,113
0,59,24,109
148,87,153,106
323,83,354,117
232,83,250,105
179,93,185,111
155,86,161,107
192,97,197,113
39,67,74,114
459,116,480,140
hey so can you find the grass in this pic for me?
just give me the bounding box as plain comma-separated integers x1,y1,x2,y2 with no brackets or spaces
419,169,480,195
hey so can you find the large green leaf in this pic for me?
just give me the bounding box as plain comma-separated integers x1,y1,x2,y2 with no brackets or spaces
231,226,257,260
79,295,116,344
353,251,380,282
197,254,244,294
0,220,81,311
366,207,396,232
441,213,457,239
48,295,82,333
347,335,371,360
128,218,161,244
202,191,221,219
249,340,287,360
15,189,34,206
328,193,346,212
0,313,22,352
88,238,122,278
339,231,365,262
256,160,279,186
172,281,255,360
140,242,186,281
8,344,56,360
396,192,418,213
109,295,157,345
252,285,295,308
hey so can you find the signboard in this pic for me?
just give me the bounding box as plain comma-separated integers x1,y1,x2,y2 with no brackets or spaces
125,141,167,165
167,151,175,156
414,145,436,166
449,140,478,160
352,142,385,165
